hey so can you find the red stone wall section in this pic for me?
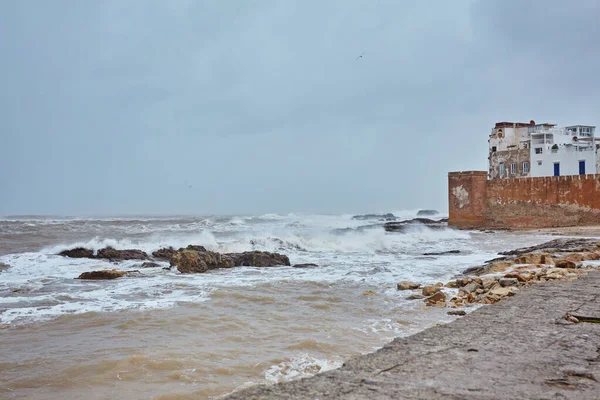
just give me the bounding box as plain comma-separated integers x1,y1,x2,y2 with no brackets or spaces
448,171,488,228
448,172,600,229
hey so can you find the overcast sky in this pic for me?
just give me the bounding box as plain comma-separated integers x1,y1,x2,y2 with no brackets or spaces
1,0,599,216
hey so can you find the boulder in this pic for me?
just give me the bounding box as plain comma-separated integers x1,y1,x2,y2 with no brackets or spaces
59,247,95,259
140,262,161,268
152,247,176,261
425,292,447,306
555,259,579,269
362,290,377,296
417,209,439,216
0,262,9,272
96,247,148,261
406,294,426,300
463,281,482,294
397,281,421,290
422,285,441,296
172,250,233,273
227,251,290,267
499,277,519,287
481,276,499,289
77,269,127,280
292,263,320,269
445,281,459,288
447,310,466,316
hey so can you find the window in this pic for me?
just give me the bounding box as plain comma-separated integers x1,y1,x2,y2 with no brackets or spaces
491,146,497,152
537,161,543,166
522,161,530,174
510,163,517,174
499,162,505,177
535,147,543,154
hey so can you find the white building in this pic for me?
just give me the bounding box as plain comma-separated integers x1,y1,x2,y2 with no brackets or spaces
488,121,597,179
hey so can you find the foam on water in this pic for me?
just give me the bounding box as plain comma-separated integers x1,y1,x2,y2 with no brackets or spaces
264,354,343,384
0,212,547,326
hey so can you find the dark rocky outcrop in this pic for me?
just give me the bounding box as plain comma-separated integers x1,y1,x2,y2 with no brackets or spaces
152,247,176,261
292,263,319,268
172,248,291,274
77,269,127,280
96,247,148,261
417,209,439,216
226,251,291,268
59,247,95,258
423,250,461,256
172,250,234,273
0,262,9,272
384,218,449,233
185,245,207,252
352,213,396,221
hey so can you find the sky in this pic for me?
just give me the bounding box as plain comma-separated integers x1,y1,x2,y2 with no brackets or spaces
1,0,599,216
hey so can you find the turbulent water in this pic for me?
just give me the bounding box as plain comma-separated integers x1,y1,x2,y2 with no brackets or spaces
0,212,553,399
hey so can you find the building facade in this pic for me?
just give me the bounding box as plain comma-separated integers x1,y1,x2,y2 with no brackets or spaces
488,121,597,179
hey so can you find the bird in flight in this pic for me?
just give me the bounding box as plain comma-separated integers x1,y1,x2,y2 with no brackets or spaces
356,52,364,60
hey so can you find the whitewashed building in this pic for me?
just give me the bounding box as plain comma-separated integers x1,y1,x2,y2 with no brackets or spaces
488,121,597,179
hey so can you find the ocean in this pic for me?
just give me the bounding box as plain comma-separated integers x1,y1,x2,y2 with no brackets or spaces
0,212,552,399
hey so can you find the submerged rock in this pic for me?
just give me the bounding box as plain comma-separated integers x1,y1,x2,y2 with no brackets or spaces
423,250,461,256
59,247,95,259
139,262,161,268
96,247,148,261
292,263,319,268
397,281,421,290
417,209,439,216
352,213,396,221
0,262,9,272
77,269,127,280
447,310,466,316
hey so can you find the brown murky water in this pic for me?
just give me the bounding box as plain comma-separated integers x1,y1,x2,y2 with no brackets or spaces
0,215,552,399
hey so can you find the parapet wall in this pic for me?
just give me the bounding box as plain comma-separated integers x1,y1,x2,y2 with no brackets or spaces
448,171,600,229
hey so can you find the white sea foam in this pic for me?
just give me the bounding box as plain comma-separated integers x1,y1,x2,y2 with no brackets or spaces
264,354,343,384
0,212,552,325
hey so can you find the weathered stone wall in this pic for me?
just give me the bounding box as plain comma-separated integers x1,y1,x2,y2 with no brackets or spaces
448,171,488,228
448,172,600,229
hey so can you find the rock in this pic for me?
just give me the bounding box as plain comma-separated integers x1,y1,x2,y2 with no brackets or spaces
481,276,499,289
0,262,9,272
417,209,439,216
447,310,466,316
352,213,396,221
77,269,127,280
514,253,554,265
59,247,95,259
227,251,290,267
463,260,514,276
423,250,461,256
499,277,519,287
152,247,176,261
406,294,426,300
384,218,447,233
292,263,319,268
397,281,421,290
445,281,459,288
172,250,233,273
96,247,148,261
363,290,377,296
500,238,600,256
583,252,600,261
140,262,161,268
488,287,516,297
422,285,441,296
463,281,482,294
555,259,579,269
186,245,208,252
545,273,564,280
425,292,447,306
